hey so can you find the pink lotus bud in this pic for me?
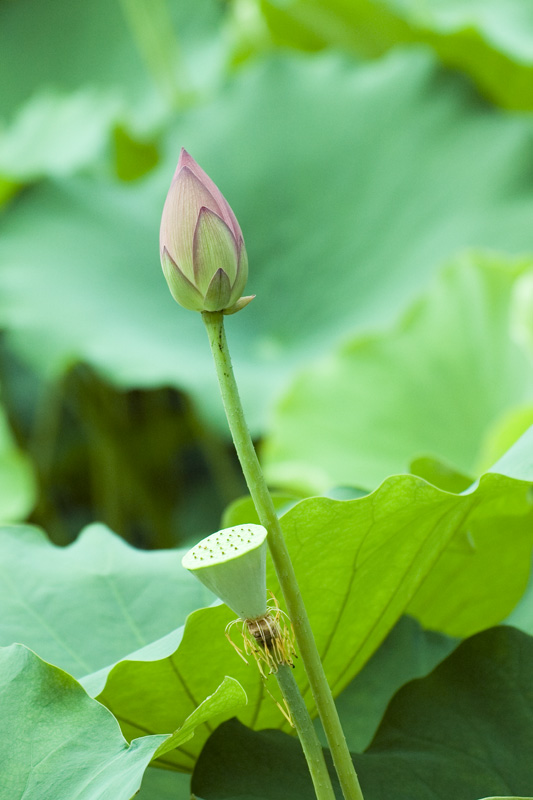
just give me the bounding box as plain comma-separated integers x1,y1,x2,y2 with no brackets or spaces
159,149,252,314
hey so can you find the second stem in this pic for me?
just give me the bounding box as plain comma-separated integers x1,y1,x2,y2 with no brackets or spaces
276,664,336,800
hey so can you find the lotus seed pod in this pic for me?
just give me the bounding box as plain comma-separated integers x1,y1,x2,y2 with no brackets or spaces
160,148,253,314
182,524,268,620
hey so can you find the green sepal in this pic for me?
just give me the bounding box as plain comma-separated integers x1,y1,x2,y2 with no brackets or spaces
161,248,204,311
203,268,232,312
224,295,256,315
230,242,249,303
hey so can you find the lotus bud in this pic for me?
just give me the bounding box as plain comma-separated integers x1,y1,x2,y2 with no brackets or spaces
182,524,268,620
160,149,254,314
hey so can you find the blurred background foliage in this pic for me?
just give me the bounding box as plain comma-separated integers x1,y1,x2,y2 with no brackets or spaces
1,0,533,547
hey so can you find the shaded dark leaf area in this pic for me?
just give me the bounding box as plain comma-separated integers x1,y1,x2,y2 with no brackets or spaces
1,356,245,547
193,627,533,800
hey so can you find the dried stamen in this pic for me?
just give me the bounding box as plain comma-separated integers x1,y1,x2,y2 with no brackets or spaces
225,592,297,723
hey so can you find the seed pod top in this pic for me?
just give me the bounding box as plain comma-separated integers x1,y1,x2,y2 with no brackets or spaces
160,149,252,314
182,524,268,620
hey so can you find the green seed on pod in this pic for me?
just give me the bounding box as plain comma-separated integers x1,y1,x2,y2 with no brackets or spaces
182,524,268,620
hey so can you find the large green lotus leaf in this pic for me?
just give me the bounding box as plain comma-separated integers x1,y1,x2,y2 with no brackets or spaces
229,427,533,640
0,0,228,120
0,0,229,204
133,614,452,800
80,605,251,771
0,523,214,677
137,768,191,800
77,433,533,769
0,90,121,184
262,253,533,494
407,426,533,635
315,615,457,753
0,90,126,205
192,627,533,800
261,0,533,110
4,53,533,431
406,511,533,637
0,643,245,800
0,402,36,522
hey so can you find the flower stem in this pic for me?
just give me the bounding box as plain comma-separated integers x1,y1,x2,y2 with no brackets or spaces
275,664,336,800
202,311,364,800
118,0,190,108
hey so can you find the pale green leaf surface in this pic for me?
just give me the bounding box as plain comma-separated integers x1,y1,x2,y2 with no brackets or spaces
79,435,533,769
262,253,533,493
232,432,533,640
0,523,214,677
152,676,247,760
261,0,533,109
5,52,533,430
487,418,533,481
0,645,244,800
192,627,533,799
0,90,121,184
514,271,533,357
477,404,533,474
80,604,247,771
0,0,229,119
407,428,533,635
406,508,533,636
80,625,186,698
0,643,167,800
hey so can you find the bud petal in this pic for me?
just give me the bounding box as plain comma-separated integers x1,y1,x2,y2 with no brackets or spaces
203,268,232,312
160,149,250,313
193,207,239,292
161,167,222,283
229,240,249,304
177,149,242,241
161,248,205,311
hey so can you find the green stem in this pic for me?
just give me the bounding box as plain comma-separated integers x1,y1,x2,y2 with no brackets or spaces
119,0,190,108
275,664,336,800
202,311,364,800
